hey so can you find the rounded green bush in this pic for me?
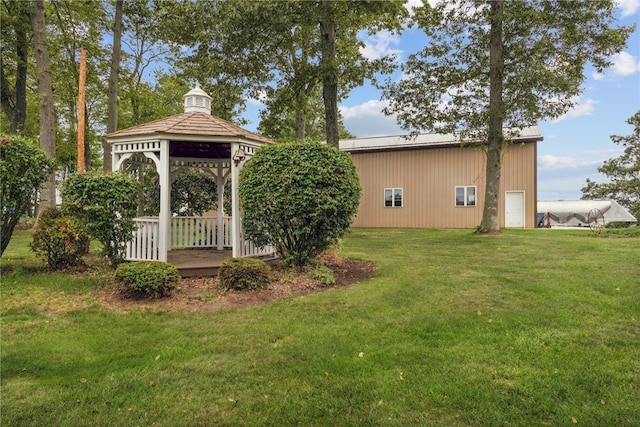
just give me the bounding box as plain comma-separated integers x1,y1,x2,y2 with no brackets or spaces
62,171,139,268
239,141,361,267
218,257,271,291
115,261,181,299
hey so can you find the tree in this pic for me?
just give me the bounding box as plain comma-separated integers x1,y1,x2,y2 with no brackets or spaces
104,0,123,172
0,134,53,256
257,86,354,142
30,0,57,213
582,111,640,221
239,141,361,267
46,0,109,174
318,1,407,147
319,0,339,146
384,0,632,233
0,1,31,134
118,0,181,128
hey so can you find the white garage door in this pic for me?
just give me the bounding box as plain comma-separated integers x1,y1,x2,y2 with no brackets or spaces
505,191,525,228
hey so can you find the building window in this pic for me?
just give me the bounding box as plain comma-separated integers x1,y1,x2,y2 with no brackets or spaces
384,188,403,207
455,186,476,206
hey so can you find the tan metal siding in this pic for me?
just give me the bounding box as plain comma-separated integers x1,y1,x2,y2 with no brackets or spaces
350,142,537,229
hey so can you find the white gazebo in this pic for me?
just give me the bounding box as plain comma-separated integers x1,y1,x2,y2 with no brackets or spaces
105,86,275,266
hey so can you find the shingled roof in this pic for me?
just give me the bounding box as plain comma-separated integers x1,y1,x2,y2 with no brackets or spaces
105,112,273,145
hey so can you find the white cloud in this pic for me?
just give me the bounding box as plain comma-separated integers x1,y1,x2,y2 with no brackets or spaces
617,0,640,17
359,30,402,61
551,97,598,123
340,100,389,120
612,51,640,76
538,152,614,171
340,100,405,137
537,149,621,200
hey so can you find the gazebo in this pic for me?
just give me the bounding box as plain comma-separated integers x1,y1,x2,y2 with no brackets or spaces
105,86,275,271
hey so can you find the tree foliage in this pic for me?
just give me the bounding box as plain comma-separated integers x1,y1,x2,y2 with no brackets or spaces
0,134,53,256
170,170,218,217
384,0,632,233
62,171,139,267
582,111,640,220
239,141,361,267
136,168,222,217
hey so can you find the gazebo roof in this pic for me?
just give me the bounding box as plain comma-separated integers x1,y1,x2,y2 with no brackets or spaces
105,111,273,145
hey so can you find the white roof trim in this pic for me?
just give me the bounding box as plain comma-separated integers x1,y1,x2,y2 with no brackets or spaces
339,126,543,152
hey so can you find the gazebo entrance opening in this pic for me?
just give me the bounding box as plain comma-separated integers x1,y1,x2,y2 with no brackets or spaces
120,147,233,261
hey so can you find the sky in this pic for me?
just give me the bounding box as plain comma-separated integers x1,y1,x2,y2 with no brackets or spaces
243,1,640,202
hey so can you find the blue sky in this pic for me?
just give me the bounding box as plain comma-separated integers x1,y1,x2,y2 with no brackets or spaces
243,1,640,202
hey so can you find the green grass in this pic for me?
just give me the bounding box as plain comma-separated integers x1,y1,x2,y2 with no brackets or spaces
1,228,639,426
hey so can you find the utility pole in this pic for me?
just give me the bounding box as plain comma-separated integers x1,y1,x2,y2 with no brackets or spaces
77,46,86,173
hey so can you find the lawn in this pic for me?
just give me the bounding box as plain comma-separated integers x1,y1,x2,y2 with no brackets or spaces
1,228,639,426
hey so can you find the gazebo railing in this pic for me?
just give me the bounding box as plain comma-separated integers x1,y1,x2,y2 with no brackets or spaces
237,237,276,258
126,217,160,261
126,216,275,261
171,216,230,249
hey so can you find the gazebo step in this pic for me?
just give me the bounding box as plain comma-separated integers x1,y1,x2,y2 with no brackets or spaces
170,251,279,278
176,265,221,278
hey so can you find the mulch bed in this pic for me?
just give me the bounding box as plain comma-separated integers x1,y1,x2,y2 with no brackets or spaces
96,256,377,313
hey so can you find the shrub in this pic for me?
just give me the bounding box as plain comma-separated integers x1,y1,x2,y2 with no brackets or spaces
62,171,139,267
306,263,336,286
0,134,53,256
218,257,271,291
31,215,89,270
605,221,632,229
115,261,181,299
239,141,361,267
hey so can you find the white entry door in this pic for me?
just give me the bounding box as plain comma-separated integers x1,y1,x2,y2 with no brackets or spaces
505,191,525,228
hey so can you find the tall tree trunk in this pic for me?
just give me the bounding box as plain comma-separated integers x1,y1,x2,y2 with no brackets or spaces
30,0,57,213
478,0,505,234
104,0,123,172
320,0,339,148
294,88,307,140
84,108,92,171
0,1,30,134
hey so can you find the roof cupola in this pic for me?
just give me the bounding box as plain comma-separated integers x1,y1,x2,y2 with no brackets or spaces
183,84,212,114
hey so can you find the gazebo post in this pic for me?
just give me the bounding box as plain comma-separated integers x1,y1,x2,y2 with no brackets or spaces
216,161,225,251
230,142,241,258
157,139,170,262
